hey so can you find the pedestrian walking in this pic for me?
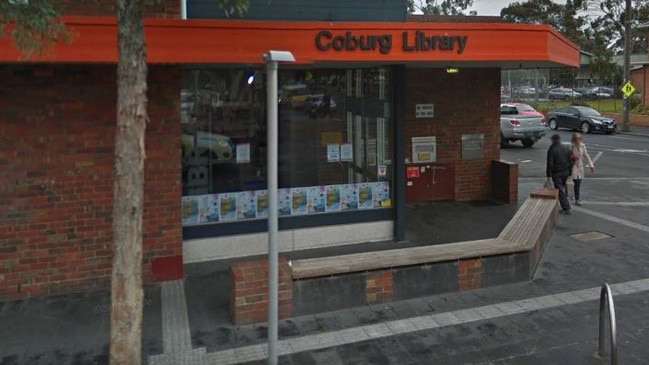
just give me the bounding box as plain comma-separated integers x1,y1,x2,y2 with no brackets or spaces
570,133,594,206
546,134,574,214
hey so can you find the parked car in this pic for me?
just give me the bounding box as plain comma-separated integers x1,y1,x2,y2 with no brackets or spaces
181,131,236,162
549,87,582,101
500,103,547,148
547,106,617,134
583,86,614,100
306,93,337,118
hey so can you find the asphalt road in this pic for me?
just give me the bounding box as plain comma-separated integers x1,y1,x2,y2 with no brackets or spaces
501,129,649,179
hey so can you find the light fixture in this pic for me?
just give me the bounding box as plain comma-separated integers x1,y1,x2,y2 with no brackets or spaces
446,67,459,74
247,73,255,85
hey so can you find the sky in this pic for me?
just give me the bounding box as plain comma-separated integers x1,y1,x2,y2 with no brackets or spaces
469,0,567,16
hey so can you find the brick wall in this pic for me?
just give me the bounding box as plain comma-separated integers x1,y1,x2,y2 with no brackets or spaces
230,258,292,325
458,258,482,291
365,270,393,304
0,65,182,300
491,160,518,204
54,0,181,18
404,68,501,201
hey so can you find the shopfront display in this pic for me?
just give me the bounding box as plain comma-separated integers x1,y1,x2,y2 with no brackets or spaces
181,67,394,228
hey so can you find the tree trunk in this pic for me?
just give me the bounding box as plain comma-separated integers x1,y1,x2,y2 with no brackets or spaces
110,0,148,364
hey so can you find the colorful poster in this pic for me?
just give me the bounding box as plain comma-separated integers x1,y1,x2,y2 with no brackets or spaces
219,193,238,221
357,183,373,210
341,184,358,210
237,191,257,220
278,188,292,216
291,187,308,215
325,185,341,212
198,194,219,223
181,196,199,225
372,181,391,208
307,186,326,213
407,166,420,178
327,144,340,162
256,190,269,218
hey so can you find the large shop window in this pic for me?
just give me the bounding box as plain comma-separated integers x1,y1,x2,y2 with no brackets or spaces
181,68,393,226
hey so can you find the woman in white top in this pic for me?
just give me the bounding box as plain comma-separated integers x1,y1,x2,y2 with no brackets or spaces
571,133,594,205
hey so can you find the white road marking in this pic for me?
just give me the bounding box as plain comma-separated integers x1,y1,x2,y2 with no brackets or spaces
582,201,649,206
590,151,603,165
520,160,532,163
575,207,649,234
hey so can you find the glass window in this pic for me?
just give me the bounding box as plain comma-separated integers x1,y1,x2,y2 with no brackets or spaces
181,67,393,226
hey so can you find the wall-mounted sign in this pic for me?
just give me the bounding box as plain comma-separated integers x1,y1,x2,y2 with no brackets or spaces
415,104,434,119
412,136,436,163
315,30,468,55
378,165,387,177
407,166,420,178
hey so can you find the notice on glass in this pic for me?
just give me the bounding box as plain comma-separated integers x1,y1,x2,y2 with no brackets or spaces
327,144,340,162
236,143,251,164
340,143,353,162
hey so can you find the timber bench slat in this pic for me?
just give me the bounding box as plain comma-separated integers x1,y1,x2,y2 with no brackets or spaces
291,196,558,280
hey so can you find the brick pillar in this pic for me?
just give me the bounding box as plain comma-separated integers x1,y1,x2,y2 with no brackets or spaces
458,258,482,291
230,258,292,325
366,270,393,305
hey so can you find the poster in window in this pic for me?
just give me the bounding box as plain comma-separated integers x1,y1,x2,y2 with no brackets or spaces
198,194,219,223
291,187,308,215
372,181,391,208
341,184,358,210
219,193,237,221
340,143,353,162
327,144,340,162
236,143,251,164
325,185,341,211
278,188,292,216
358,183,373,210
182,196,199,225
307,186,326,213
256,190,269,219
237,191,257,220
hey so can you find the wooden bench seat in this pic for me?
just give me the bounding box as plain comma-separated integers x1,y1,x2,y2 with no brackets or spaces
291,195,558,280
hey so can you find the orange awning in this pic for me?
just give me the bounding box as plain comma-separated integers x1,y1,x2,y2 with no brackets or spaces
0,16,579,68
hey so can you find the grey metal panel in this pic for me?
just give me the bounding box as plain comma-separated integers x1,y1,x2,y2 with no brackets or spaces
188,0,407,22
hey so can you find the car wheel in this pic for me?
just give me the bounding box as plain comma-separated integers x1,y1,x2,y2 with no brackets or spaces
606,131,613,135
549,119,558,130
580,122,591,134
522,139,535,148
500,133,508,148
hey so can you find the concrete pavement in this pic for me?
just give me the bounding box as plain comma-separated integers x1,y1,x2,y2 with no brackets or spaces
2,130,649,364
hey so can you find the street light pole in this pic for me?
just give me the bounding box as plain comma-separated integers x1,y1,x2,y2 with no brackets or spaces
622,0,632,132
263,50,295,365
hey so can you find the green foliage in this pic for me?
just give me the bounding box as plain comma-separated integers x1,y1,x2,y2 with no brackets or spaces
587,0,649,54
407,0,474,16
217,0,250,18
0,0,70,58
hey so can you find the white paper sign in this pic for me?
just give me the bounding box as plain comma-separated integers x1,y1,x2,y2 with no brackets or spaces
378,165,387,177
340,143,353,162
327,144,340,162
236,143,251,163
415,104,435,118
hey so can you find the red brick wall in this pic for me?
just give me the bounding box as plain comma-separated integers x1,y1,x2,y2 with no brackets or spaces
230,258,292,325
0,65,182,300
54,0,181,18
404,68,501,201
366,270,393,304
458,258,482,291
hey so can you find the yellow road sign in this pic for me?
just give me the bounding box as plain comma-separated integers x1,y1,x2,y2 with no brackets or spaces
621,81,636,97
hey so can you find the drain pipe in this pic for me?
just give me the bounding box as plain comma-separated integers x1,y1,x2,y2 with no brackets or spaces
181,0,187,19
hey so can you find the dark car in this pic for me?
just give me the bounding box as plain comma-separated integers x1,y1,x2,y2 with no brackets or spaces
583,86,614,100
547,106,617,134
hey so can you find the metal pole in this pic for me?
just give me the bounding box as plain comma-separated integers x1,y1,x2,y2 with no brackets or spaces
266,60,279,365
622,0,632,132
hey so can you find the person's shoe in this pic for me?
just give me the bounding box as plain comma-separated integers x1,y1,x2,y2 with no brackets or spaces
575,200,582,206
560,209,572,215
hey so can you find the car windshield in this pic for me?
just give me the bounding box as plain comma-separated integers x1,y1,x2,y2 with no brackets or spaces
516,104,536,112
575,107,601,116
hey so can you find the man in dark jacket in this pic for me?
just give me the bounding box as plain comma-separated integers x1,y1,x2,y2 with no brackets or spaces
546,134,574,214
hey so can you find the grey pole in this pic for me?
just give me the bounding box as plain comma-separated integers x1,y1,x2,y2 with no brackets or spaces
622,0,632,132
266,59,279,365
